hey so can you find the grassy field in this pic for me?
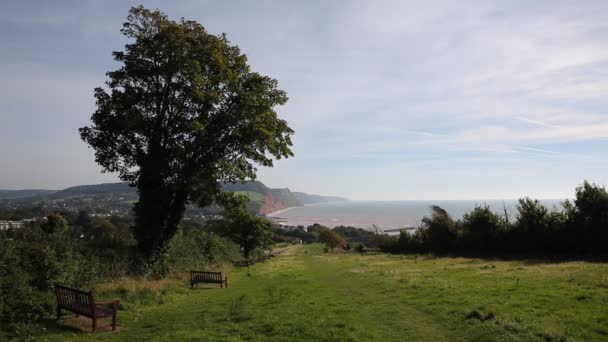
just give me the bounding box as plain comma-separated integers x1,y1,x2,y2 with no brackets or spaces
233,191,265,203
38,244,608,341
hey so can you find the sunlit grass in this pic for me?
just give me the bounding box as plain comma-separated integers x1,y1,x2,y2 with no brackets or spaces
39,245,608,341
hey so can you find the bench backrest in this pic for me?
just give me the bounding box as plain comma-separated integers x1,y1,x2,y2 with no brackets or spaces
190,271,223,282
55,284,95,317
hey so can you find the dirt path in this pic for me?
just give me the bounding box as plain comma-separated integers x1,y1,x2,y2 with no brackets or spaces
271,244,302,256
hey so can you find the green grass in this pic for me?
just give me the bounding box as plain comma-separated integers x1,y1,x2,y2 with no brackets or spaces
38,245,608,341
233,191,265,203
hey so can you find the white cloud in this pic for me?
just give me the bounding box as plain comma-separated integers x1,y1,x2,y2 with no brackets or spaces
2,0,608,198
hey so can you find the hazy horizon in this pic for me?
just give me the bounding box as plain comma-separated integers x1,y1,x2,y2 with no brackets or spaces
0,180,574,202
2,1,608,200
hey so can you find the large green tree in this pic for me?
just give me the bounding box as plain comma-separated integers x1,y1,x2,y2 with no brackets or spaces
80,6,293,260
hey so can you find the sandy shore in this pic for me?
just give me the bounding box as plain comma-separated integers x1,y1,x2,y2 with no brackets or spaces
266,206,297,217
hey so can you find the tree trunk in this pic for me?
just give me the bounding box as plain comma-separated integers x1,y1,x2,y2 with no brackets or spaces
243,245,251,260
133,158,187,261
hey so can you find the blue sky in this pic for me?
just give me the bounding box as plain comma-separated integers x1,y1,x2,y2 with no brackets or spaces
1,1,608,200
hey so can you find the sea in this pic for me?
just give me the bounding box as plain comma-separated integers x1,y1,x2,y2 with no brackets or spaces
267,199,565,231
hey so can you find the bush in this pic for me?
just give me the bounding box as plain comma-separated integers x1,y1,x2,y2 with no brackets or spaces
397,230,423,253
459,205,503,252
569,181,608,253
355,243,366,254
419,206,457,253
0,265,54,323
273,226,317,244
165,229,241,272
382,181,608,257
0,216,102,338
318,226,347,252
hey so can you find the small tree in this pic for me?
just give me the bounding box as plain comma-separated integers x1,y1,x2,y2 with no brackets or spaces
513,198,550,252
42,213,69,236
220,195,273,259
570,181,608,254
419,205,457,253
459,205,502,252
318,227,346,252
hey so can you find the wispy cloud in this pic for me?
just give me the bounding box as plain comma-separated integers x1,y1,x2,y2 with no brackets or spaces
1,0,607,199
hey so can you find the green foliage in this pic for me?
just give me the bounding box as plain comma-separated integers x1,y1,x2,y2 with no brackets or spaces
318,226,347,252
220,194,273,258
0,241,53,324
166,229,241,272
42,213,69,235
459,205,503,252
0,215,102,338
510,198,553,252
419,206,457,253
272,225,317,244
569,181,608,253
355,243,366,254
381,181,608,256
333,225,378,247
0,210,244,337
397,230,423,253
79,6,294,259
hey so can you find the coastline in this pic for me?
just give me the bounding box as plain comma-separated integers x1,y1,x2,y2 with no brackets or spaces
265,206,297,217
259,199,566,230
266,201,347,217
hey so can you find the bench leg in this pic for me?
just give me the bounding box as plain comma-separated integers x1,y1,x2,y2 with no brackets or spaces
56,307,61,320
112,309,117,331
92,317,97,333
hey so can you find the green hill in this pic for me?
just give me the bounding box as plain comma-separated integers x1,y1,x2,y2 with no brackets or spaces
0,189,56,200
292,192,348,204
1,181,347,215
50,183,134,198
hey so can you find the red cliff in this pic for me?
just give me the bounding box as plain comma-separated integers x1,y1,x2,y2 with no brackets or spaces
259,191,287,215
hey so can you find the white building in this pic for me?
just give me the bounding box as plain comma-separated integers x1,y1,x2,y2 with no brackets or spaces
0,221,25,230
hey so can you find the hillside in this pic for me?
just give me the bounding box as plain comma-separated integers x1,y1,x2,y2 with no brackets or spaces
292,192,347,204
223,181,347,214
0,189,57,200
49,183,135,198
0,181,347,215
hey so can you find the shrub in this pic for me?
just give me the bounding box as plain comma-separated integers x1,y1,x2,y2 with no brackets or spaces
397,230,423,253
569,181,608,253
382,181,608,257
0,215,102,337
459,205,502,252
166,229,241,272
419,206,457,253
318,227,347,252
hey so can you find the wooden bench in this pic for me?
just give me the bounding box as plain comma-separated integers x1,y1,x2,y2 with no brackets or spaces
190,271,228,288
54,284,119,333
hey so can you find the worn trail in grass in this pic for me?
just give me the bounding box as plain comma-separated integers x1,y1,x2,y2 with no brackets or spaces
41,245,608,341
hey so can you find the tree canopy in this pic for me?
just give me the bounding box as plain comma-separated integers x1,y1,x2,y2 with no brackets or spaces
80,6,294,259
220,194,273,259
318,226,346,252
